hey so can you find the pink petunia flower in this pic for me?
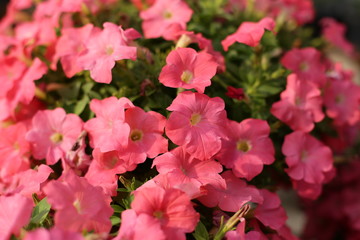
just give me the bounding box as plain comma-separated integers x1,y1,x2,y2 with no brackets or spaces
78,22,139,83
282,131,334,185
320,18,354,56
139,0,193,39
197,171,263,212
24,227,85,240
216,119,275,181
270,73,324,132
119,106,168,166
43,171,113,233
159,47,218,93
323,78,360,126
0,194,33,240
26,108,84,165
0,122,30,179
152,146,225,198
221,17,275,50
280,47,327,87
131,185,199,239
165,91,227,160
84,96,134,152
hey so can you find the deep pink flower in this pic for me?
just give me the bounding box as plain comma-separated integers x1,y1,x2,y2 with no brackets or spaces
0,194,33,240
216,119,275,180
131,185,199,239
226,86,245,100
323,78,360,126
152,147,225,198
253,189,287,230
165,91,227,160
222,17,275,50
78,22,139,83
0,122,30,178
43,171,113,233
119,106,168,165
24,228,84,240
282,131,334,185
140,0,193,39
270,74,324,132
321,18,354,56
159,48,218,93
84,97,134,152
26,108,84,165
280,47,326,87
198,171,263,212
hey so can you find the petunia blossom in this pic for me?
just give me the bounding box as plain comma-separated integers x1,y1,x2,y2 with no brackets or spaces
78,22,139,83
26,108,84,165
216,119,275,181
270,74,324,132
165,91,227,160
222,17,275,50
43,171,113,233
159,47,218,93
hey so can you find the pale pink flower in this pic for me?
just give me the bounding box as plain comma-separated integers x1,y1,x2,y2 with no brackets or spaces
165,91,227,160
216,119,275,180
152,147,225,198
43,171,113,233
0,122,30,178
282,131,334,185
140,0,193,39
0,194,33,240
26,108,83,165
159,48,217,93
55,24,95,78
78,22,139,83
119,106,168,165
84,97,134,152
270,74,324,132
198,171,263,212
0,164,52,199
222,17,275,50
131,186,199,239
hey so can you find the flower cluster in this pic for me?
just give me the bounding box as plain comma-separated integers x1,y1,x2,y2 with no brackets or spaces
0,0,359,239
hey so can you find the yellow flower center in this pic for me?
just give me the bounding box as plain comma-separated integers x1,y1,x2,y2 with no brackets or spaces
50,132,63,144
190,113,202,126
130,129,143,142
181,70,193,84
153,210,164,219
105,45,114,55
163,11,172,19
236,140,251,152
73,199,82,214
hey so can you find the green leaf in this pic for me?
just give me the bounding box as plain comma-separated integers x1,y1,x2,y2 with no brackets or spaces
110,215,121,226
192,221,209,240
30,198,51,225
74,95,90,115
111,204,125,213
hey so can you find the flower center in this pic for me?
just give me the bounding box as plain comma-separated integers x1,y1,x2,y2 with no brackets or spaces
50,132,63,144
105,45,114,55
181,70,193,84
300,150,308,162
153,210,164,219
236,140,251,152
190,113,202,126
130,129,143,142
299,62,309,72
73,199,82,214
163,11,172,19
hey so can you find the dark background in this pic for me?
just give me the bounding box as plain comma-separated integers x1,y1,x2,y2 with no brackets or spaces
0,0,360,48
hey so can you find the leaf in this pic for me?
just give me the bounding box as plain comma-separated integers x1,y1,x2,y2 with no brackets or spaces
74,95,90,115
192,221,209,240
110,215,121,226
111,204,125,213
30,198,51,225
